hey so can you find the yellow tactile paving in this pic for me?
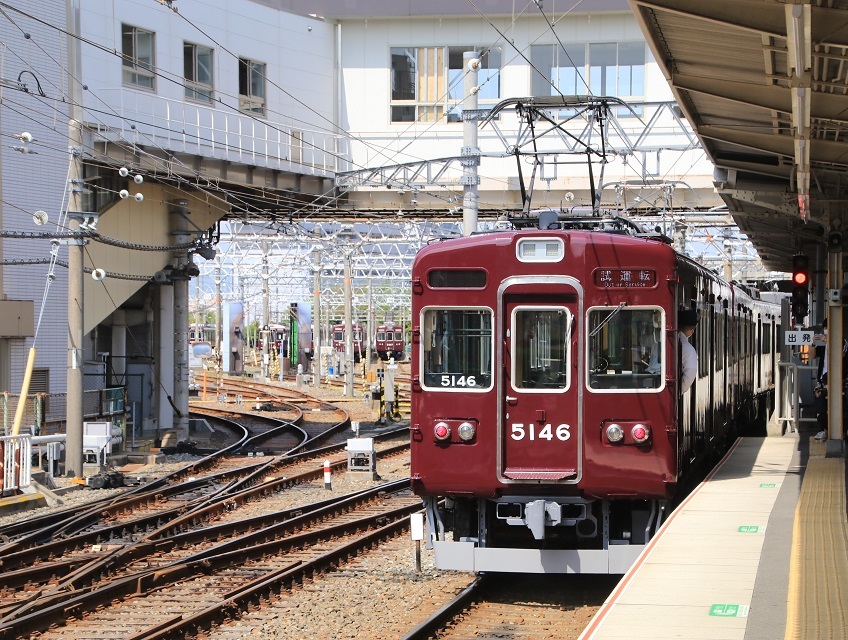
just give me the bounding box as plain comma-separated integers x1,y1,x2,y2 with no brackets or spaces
784,439,848,640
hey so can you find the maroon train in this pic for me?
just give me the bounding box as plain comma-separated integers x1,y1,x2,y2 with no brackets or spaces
375,322,406,361
332,322,364,363
410,212,780,574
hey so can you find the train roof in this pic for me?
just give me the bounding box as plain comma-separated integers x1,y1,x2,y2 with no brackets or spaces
509,208,673,244
417,213,777,303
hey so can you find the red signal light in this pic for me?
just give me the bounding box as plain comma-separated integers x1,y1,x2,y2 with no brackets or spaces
793,271,808,286
791,254,810,321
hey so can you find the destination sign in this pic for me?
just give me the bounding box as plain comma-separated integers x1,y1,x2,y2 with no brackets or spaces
593,268,656,288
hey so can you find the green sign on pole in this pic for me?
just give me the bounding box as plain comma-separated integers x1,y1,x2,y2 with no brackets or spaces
290,303,298,366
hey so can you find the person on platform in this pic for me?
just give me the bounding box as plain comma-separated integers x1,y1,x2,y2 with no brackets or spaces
678,309,699,394
813,383,828,441
815,319,827,382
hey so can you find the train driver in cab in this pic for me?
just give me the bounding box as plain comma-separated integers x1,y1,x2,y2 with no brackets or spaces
678,309,699,393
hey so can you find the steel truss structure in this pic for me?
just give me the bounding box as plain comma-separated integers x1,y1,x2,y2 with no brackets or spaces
192,97,780,327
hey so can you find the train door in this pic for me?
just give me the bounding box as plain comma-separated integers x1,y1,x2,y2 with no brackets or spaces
706,307,715,444
500,287,581,484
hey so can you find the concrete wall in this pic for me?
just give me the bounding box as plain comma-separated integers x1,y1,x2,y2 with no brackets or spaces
79,0,338,172
0,0,72,393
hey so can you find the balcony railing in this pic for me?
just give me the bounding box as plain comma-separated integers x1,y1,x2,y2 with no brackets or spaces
86,89,343,176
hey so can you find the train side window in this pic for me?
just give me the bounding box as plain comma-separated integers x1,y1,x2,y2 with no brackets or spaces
586,306,664,392
511,307,571,392
762,323,771,354
420,308,493,391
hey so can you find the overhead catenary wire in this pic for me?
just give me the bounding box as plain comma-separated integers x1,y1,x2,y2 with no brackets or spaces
4,1,715,234
3,1,649,219
0,0,475,210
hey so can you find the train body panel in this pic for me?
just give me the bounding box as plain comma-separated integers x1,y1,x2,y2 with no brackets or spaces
410,226,780,574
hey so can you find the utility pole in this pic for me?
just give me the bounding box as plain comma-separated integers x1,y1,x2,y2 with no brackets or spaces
366,277,373,373
214,263,223,354
261,243,269,381
462,51,480,237
343,251,354,397
171,200,190,442
313,249,322,388
65,0,84,477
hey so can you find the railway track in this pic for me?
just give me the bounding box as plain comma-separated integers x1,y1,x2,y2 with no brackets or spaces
0,381,442,638
0,480,420,639
402,574,618,640
0,379,616,639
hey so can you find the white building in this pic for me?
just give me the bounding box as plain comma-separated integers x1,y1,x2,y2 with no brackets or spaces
0,0,718,442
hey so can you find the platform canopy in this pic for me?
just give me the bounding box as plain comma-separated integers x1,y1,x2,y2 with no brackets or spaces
630,0,848,273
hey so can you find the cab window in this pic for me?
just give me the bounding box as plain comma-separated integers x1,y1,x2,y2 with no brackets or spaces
421,308,492,391
587,306,664,392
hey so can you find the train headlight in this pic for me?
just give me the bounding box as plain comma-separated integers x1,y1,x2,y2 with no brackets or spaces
606,423,624,443
631,424,650,443
434,421,451,441
457,421,476,441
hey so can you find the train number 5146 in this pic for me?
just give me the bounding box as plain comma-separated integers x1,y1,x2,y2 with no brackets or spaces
440,375,477,387
511,423,571,441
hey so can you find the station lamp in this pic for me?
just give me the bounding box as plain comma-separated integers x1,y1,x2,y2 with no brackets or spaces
791,253,810,321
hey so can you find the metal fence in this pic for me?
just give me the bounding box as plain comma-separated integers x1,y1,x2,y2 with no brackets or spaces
0,388,126,436
0,435,31,494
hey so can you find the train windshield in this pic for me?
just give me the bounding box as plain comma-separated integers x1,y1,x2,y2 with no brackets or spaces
421,308,493,390
587,306,664,392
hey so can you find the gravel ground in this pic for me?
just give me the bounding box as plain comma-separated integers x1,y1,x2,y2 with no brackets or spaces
4,454,475,639
0,380,478,638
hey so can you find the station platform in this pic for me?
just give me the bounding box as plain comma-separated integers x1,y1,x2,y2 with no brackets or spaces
580,424,847,640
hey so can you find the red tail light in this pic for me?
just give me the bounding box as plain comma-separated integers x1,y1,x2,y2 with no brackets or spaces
631,424,650,443
434,422,451,441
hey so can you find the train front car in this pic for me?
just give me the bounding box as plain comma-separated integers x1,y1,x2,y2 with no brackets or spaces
376,322,406,361
410,228,684,574
332,322,364,363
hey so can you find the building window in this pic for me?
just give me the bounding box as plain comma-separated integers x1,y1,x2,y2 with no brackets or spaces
184,42,214,103
238,58,266,115
531,42,645,115
122,25,155,90
390,46,501,124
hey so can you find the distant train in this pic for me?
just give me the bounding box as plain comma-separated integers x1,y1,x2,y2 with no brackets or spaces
189,323,215,344
332,322,364,363
375,322,405,361
264,323,289,355
410,210,780,574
